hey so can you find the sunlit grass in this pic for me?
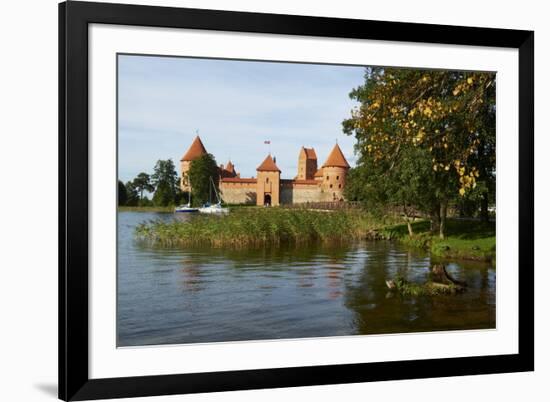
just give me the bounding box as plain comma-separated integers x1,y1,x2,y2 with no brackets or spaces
134,208,495,261
135,208,391,248
381,219,496,261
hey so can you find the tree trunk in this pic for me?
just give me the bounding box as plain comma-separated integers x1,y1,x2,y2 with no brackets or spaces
406,220,414,237
480,191,489,222
439,199,448,239
430,207,440,234
431,264,467,287
431,264,449,283
403,205,414,237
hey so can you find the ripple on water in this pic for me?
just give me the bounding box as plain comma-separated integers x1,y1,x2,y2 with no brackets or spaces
117,212,496,346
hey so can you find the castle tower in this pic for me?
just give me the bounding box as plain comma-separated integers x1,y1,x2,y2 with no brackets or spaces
256,154,281,206
219,160,238,178
297,147,318,180
321,143,350,201
180,135,207,191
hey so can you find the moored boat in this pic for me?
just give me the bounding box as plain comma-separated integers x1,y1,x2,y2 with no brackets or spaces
174,203,198,213
198,178,229,214
198,202,229,214
175,178,199,213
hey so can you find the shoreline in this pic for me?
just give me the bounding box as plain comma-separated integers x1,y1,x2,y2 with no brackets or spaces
127,207,495,262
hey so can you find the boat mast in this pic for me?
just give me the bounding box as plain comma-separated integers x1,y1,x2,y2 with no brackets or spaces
211,177,221,204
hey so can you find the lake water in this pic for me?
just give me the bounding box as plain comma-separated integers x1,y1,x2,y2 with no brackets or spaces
117,211,496,347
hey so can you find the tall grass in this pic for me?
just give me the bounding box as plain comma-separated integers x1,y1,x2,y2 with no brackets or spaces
380,219,496,261
135,208,387,248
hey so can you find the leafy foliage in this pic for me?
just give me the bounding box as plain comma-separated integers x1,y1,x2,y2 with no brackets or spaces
132,172,154,201
343,67,496,236
187,153,220,206
117,180,127,206
151,159,179,206
124,181,139,206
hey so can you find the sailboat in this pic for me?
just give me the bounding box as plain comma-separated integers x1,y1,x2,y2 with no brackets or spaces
174,178,199,213
198,177,229,214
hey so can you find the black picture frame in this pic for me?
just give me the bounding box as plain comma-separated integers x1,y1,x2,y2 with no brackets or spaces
59,1,534,400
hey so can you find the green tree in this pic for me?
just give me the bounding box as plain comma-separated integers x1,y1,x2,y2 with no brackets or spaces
346,147,440,236
174,178,189,206
138,196,153,207
151,159,179,206
124,181,139,206
117,180,127,206
188,153,219,206
343,67,496,237
132,172,154,201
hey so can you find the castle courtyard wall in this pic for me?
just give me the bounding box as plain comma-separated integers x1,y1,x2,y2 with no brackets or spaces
280,182,324,204
221,181,344,205
220,182,257,205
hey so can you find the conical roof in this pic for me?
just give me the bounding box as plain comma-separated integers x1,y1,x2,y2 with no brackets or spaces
256,154,281,172
181,136,207,161
301,147,317,160
322,143,350,168
225,160,235,173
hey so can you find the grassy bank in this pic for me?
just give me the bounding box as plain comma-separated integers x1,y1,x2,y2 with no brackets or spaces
381,219,496,261
135,208,393,248
133,207,495,260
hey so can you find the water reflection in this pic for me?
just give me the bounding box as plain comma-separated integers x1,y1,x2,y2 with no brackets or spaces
118,211,495,347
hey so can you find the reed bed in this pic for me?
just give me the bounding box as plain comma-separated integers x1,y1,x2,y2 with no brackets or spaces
135,208,386,248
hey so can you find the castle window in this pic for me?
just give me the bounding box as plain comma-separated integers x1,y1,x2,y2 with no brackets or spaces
336,175,339,180
329,184,333,189
338,184,342,188
326,176,329,180
266,177,269,183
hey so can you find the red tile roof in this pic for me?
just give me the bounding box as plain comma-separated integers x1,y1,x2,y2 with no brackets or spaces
225,160,235,173
181,136,207,161
256,154,281,172
219,160,238,178
301,147,317,160
220,177,257,183
314,168,323,177
322,144,350,168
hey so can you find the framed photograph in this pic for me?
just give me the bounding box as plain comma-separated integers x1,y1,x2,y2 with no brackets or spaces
59,1,534,400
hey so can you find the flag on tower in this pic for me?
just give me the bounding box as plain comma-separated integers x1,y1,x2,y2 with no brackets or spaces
264,140,271,144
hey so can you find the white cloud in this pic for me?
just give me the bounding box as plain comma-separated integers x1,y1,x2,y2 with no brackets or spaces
118,55,364,181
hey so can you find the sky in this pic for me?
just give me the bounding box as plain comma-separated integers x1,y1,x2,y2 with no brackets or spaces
118,54,366,183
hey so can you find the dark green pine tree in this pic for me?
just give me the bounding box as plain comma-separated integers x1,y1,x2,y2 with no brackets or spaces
151,159,179,206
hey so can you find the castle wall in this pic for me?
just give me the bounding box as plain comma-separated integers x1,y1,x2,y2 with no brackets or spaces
256,171,280,206
280,187,323,204
297,157,317,180
220,181,257,205
221,181,340,205
180,160,191,191
280,181,324,204
321,166,348,201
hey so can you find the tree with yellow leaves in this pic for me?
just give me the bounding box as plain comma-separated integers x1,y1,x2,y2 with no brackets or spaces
343,67,495,238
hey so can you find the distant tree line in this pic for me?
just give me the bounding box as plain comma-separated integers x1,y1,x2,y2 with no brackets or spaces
118,154,220,207
118,159,187,207
343,67,496,238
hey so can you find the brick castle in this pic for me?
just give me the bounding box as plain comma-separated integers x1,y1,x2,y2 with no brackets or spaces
180,136,350,206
